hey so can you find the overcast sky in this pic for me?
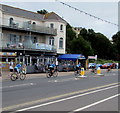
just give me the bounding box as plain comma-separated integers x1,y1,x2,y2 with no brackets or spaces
1,1,118,39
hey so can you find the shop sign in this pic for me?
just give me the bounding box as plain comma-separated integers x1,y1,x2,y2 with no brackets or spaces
0,52,17,56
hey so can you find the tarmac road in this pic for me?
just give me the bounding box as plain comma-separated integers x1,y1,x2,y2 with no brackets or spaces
1,69,119,112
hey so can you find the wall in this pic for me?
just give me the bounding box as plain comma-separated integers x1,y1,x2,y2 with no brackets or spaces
45,21,66,54
2,13,44,28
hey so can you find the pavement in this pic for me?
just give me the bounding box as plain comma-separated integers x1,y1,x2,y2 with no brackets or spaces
0,70,75,81
0,69,119,81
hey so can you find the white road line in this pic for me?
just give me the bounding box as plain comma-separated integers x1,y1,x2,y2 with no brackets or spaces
1,83,36,89
16,84,119,112
48,78,75,83
73,94,120,112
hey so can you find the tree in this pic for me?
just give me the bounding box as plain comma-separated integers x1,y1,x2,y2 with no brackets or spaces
37,9,48,14
79,28,117,60
66,24,77,53
69,36,94,57
112,31,120,60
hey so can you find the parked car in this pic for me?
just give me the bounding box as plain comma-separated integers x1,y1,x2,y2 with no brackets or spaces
88,63,96,69
101,63,110,69
101,63,115,69
96,64,102,68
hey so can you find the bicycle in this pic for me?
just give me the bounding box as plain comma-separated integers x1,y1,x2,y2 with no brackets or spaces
74,69,81,76
46,68,58,78
107,67,112,73
91,68,96,74
9,69,26,81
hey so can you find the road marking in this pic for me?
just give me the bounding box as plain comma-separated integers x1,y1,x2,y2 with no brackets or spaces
2,82,119,111
1,83,36,89
48,78,75,83
15,84,119,112
72,94,120,112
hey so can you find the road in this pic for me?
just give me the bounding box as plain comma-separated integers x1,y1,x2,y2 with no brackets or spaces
1,69,119,112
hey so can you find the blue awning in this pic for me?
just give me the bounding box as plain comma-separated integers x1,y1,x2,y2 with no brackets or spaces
58,54,86,61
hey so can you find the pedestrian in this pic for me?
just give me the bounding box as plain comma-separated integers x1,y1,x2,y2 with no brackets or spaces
9,60,14,76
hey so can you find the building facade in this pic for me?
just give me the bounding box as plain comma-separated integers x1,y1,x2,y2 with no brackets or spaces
0,4,67,72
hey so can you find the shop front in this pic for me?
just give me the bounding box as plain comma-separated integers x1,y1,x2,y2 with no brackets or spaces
0,52,17,70
58,54,86,71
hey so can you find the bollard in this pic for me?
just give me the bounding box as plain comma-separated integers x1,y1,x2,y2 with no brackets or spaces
96,67,104,76
97,67,101,75
79,67,87,78
81,68,85,76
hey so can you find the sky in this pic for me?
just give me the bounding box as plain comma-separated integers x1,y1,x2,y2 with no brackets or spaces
1,1,119,40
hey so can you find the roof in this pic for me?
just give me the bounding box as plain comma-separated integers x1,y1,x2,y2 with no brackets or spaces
1,4,44,21
44,12,67,24
1,4,67,24
58,54,86,61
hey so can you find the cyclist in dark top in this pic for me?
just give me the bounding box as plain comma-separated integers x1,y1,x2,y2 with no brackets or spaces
75,63,81,74
48,62,56,76
14,63,22,73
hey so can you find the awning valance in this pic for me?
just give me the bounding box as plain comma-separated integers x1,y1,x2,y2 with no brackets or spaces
58,54,86,61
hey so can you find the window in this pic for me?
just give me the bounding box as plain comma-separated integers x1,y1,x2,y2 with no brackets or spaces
32,37,37,43
9,34,16,43
49,37,54,46
33,22,36,24
60,24,63,31
9,34,22,43
59,38,63,49
50,23,54,28
9,18,13,25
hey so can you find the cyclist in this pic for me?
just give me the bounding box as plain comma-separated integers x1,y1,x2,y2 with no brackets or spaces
14,62,22,74
91,66,95,73
75,63,81,74
48,62,56,76
22,64,27,75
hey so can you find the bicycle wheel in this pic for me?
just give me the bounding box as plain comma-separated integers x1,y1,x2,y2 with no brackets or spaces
20,74,26,80
53,71,58,78
46,71,51,78
11,73,17,81
74,70,80,76
74,71,78,76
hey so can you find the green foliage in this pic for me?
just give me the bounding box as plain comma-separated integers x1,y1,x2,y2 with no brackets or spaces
66,24,77,53
97,59,118,64
112,31,120,60
70,36,94,57
66,25,118,61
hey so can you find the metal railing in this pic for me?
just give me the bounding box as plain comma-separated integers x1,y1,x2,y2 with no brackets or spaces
1,18,57,36
1,40,57,52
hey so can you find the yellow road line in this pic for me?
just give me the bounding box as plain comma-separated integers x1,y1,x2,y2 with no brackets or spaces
2,82,119,111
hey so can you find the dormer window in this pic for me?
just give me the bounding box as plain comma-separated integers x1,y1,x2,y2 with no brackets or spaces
50,23,54,28
33,22,36,24
9,17,14,25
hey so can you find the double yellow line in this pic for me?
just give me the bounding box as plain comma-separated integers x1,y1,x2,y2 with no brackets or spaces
2,82,119,111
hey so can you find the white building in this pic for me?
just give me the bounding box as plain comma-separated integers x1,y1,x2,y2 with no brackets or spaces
0,4,67,72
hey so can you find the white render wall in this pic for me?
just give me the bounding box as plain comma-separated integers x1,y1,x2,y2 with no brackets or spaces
2,10,66,54
2,13,44,28
45,21,66,54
